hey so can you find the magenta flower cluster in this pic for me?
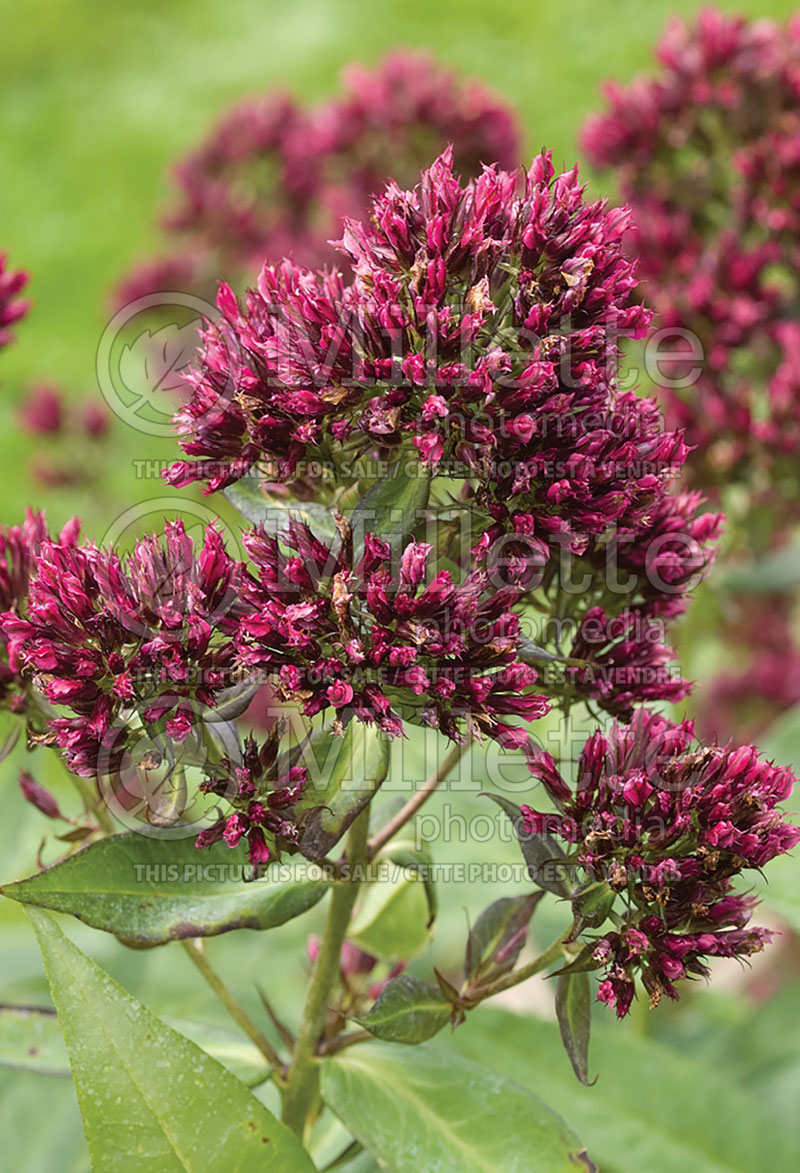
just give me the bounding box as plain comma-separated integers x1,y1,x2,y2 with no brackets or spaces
162,148,722,720
521,709,800,1016
197,728,308,866
237,519,549,750
0,510,80,711
166,149,666,548
2,521,243,777
116,51,520,305
582,7,800,489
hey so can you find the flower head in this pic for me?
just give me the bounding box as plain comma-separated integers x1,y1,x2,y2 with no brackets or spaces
1,520,244,777
520,708,800,1014
166,147,683,572
18,383,63,435
236,518,549,752
197,727,308,865
0,510,80,711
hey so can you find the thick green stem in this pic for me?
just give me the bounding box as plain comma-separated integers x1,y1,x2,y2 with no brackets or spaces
281,809,369,1138
181,939,285,1073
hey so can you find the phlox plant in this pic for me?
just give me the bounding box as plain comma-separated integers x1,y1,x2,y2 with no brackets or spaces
1,46,799,1173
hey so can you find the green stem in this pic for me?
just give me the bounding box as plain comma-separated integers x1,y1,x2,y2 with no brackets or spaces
316,1028,371,1057
181,939,285,1074
468,931,567,1002
281,809,370,1138
367,739,468,859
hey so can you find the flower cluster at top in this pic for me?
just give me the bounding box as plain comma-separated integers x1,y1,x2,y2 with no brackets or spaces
162,147,724,721
167,148,662,534
0,253,29,352
520,708,800,1016
582,7,800,493
115,51,520,305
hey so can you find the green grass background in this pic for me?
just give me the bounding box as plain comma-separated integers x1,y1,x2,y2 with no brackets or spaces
2,3,800,1170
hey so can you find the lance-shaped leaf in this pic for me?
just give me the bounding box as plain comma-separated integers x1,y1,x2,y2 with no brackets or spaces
354,975,451,1045
348,456,431,561
569,881,616,940
297,722,390,860
207,676,263,721
321,1041,593,1172
550,944,603,978
555,972,594,1086
1,833,328,945
28,909,315,1172
162,1020,270,1087
482,792,575,897
464,892,543,987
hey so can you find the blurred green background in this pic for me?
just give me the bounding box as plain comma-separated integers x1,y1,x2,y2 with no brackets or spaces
2,2,800,1170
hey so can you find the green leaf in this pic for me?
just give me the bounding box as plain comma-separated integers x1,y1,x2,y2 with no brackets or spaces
482,792,575,898
225,474,338,542
465,892,543,986
297,723,390,860
450,1007,800,1173
321,1040,592,1172
1,834,328,945
0,1004,69,1076
550,944,602,977
162,1020,270,1088
555,973,593,1086
28,908,316,1172
0,1005,270,1087
348,456,431,560
348,867,432,960
572,882,616,930
383,843,437,928
354,974,451,1044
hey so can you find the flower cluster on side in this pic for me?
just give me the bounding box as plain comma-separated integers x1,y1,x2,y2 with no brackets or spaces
1,521,243,777
0,510,80,711
521,708,800,1016
115,51,520,305
582,7,800,491
0,512,554,855
0,253,29,351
